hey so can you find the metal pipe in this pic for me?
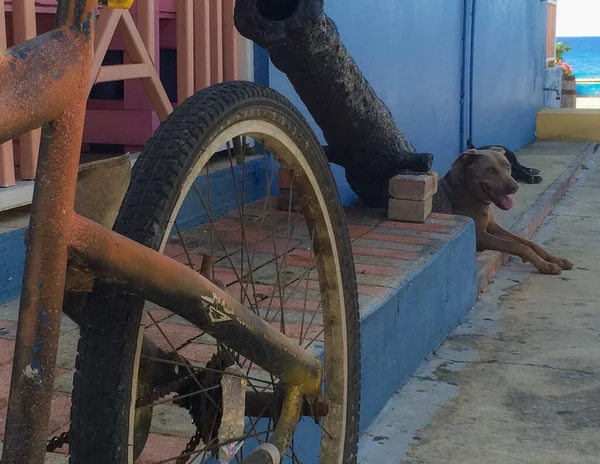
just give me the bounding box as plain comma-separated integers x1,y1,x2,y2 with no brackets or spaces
1,2,98,463
69,214,323,393
543,86,561,100
459,0,475,152
467,0,477,147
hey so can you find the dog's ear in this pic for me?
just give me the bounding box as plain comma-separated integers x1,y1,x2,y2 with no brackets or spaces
452,149,479,168
488,146,506,155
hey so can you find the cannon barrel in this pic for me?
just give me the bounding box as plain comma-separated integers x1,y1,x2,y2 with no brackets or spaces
234,0,433,207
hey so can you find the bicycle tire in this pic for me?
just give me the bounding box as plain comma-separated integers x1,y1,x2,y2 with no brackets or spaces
69,81,360,464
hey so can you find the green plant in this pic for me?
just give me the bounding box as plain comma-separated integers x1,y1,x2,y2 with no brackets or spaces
556,41,572,64
556,42,574,76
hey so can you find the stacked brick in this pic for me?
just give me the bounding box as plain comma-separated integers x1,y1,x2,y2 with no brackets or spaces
388,172,438,223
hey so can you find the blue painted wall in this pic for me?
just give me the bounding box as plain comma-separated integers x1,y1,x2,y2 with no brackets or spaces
470,0,547,151
0,227,26,304
261,0,549,204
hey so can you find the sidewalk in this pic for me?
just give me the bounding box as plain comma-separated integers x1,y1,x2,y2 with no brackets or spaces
358,146,600,463
577,97,600,109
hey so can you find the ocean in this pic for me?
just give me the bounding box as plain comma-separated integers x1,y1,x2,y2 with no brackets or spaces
556,36,600,96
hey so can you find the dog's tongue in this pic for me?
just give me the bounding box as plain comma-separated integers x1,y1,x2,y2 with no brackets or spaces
500,195,514,210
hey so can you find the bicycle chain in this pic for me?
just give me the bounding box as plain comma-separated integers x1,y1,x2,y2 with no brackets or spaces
135,373,196,409
46,374,195,453
46,430,69,453
176,430,203,464
47,351,233,461
174,350,232,463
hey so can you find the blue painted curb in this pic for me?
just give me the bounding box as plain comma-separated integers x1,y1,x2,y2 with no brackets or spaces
359,221,477,432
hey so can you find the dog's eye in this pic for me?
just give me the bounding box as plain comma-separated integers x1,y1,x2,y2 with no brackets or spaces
487,167,497,173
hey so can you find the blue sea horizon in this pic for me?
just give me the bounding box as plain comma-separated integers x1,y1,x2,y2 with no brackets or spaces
557,36,600,96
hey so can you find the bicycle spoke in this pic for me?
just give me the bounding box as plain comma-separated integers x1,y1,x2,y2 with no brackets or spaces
174,221,196,270
139,355,273,386
258,171,299,325
303,325,325,350
226,140,260,311
206,162,215,280
243,151,280,313
146,312,220,412
152,430,276,464
271,173,297,334
160,179,327,461
190,183,258,313
139,385,222,410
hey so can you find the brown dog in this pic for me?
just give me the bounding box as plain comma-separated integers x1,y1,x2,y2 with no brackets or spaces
432,147,572,275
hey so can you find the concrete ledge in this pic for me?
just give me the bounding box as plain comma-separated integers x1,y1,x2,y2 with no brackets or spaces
537,108,600,142
0,181,34,212
0,154,140,213
477,141,599,292
343,211,477,431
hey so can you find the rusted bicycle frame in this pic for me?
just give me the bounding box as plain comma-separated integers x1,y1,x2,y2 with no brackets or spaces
0,1,322,463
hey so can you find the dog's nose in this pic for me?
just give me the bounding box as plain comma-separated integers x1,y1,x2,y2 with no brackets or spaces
508,181,518,195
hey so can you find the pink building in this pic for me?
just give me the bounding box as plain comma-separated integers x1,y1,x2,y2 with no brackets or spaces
0,1,253,203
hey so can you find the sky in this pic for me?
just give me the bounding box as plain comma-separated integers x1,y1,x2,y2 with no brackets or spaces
556,0,600,37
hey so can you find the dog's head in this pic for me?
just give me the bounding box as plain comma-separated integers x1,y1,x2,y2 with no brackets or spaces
451,146,519,210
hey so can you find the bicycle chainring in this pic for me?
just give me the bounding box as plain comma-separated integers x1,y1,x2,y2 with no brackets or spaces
174,348,235,462
46,348,234,461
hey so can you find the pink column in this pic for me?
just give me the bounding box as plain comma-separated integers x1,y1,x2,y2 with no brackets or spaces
0,0,16,187
137,0,157,64
12,0,41,180
209,0,223,85
176,0,194,104
222,0,239,81
194,1,211,92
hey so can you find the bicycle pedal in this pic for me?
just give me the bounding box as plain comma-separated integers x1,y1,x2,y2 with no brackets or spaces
218,364,247,463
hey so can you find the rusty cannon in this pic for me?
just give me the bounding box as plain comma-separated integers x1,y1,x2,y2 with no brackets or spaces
235,0,433,208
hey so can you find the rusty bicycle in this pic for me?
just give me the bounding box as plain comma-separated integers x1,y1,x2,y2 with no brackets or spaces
0,1,360,463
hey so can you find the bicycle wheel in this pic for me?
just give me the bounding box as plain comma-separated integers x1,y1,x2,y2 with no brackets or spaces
69,81,360,463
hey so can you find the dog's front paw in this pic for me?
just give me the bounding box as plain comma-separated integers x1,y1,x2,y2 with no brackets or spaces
539,261,562,275
556,258,573,270
547,256,573,270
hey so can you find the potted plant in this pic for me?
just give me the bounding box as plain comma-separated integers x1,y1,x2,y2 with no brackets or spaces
556,42,576,108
